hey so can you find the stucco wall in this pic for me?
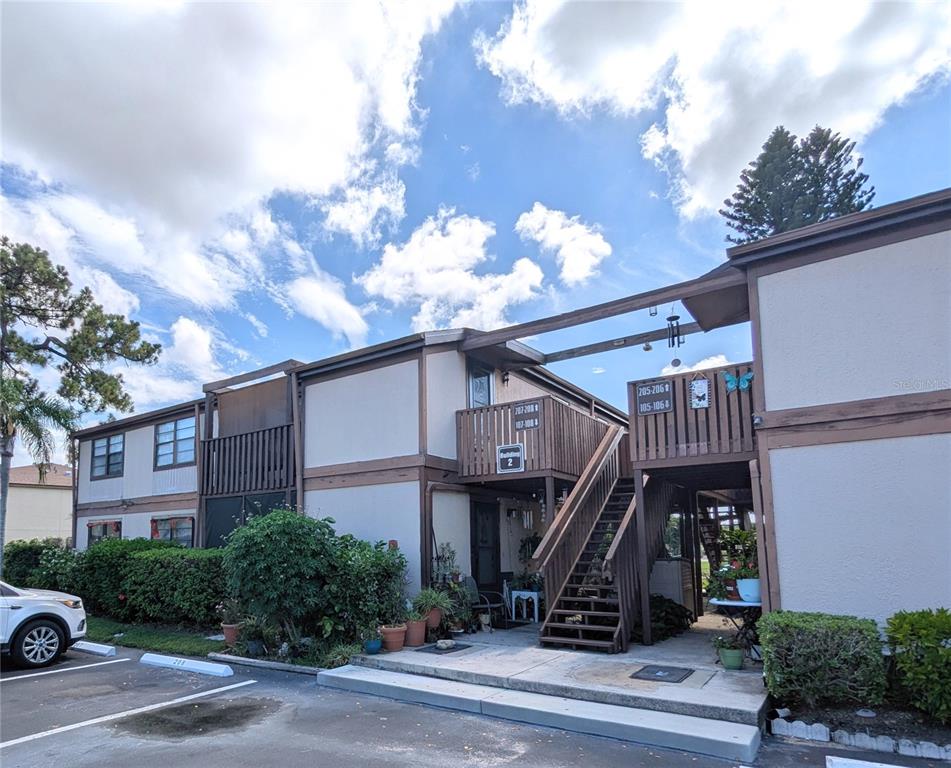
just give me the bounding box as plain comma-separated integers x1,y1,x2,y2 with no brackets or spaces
757,230,951,411
426,351,468,459
494,371,549,404
77,422,199,504
432,490,471,577
304,481,422,592
4,486,73,544
74,508,196,551
303,360,419,467
770,433,951,623
499,501,545,574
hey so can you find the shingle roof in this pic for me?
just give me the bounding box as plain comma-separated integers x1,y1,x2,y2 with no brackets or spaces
8,463,74,488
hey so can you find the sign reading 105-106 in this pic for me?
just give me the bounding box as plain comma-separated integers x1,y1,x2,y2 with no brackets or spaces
635,380,673,415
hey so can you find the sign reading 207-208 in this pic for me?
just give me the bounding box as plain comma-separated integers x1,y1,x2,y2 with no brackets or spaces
635,380,673,415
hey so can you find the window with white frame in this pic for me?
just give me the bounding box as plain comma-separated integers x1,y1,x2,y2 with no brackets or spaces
88,520,122,545
151,516,194,547
91,435,124,479
154,416,196,468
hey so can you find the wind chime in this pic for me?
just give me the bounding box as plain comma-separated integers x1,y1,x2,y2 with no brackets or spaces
667,305,684,368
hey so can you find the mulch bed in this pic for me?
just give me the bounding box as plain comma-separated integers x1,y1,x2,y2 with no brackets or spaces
795,704,951,745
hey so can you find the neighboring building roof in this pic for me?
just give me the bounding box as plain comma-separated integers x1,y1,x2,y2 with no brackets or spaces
9,463,74,488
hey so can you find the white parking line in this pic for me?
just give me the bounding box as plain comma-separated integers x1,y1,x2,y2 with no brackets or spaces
1,658,131,681
0,678,257,749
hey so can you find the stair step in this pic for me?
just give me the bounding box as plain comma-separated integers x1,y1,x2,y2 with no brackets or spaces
539,635,616,649
551,609,620,618
567,582,615,590
317,665,760,761
544,622,617,632
557,596,619,604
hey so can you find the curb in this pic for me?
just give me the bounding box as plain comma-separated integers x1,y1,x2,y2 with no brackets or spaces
208,653,323,676
770,717,951,762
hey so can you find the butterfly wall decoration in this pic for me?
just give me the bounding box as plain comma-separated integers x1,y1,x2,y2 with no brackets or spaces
721,370,754,392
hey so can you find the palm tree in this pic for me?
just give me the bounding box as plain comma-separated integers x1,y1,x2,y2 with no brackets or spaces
0,378,77,577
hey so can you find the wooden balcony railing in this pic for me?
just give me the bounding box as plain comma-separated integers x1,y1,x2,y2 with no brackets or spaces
456,395,611,481
200,424,294,497
628,361,757,466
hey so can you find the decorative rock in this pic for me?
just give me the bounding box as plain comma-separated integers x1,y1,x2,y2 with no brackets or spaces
775,708,792,719
435,639,456,650
855,708,877,718
898,739,918,757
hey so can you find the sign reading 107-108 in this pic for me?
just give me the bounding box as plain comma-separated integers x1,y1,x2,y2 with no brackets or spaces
635,380,673,416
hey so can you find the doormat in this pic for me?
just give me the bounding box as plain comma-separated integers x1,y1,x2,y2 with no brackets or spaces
630,665,694,684
415,643,472,655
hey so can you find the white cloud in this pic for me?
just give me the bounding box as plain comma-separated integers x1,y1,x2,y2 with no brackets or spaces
1,2,457,306
478,1,951,217
662,354,731,376
357,207,544,331
515,202,612,286
244,313,269,339
286,274,370,349
322,173,406,248
592,367,606,375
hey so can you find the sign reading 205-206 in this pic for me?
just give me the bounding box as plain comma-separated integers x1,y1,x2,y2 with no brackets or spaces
635,380,673,415
496,443,525,474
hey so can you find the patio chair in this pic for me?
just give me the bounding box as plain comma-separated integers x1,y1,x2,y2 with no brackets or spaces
463,576,510,630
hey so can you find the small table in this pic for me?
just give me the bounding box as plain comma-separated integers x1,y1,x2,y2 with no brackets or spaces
709,598,762,658
510,590,541,623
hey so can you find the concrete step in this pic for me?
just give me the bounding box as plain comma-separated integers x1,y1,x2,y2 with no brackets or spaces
318,665,760,762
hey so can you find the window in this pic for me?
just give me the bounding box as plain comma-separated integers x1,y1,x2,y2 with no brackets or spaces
154,416,196,468
151,516,194,547
91,435,124,478
88,520,122,545
468,365,493,408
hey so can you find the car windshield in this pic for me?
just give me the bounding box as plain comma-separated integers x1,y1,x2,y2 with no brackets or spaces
0,581,21,597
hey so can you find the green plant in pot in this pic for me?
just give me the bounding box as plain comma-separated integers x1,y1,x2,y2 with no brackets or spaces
413,588,453,630
217,598,243,647
240,614,278,658
360,624,382,655
734,564,760,603
712,633,744,670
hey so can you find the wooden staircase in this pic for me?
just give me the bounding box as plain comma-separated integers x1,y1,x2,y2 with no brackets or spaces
540,479,634,651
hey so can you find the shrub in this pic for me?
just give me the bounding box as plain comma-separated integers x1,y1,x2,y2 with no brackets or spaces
631,594,694,643
2,538,65,586
223,508,340,632
759,610,885,708
34,546,85,594
328,534,407,635
319,642,362,669
82,538,179,618
886,608,951,724
122,548,226,627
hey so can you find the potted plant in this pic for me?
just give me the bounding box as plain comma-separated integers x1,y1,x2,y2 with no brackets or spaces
217,598,243,646
381,621,407,652
413,588,453,629
735,564,760,603
360,624,382,655
712,634,744,670
719,563,741,601
241,614,276,657
404,610,427,647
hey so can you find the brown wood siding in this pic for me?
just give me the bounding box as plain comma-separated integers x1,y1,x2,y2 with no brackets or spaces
201,424,294,497
217,377,290,438
456,395,611,481
629,361,757,466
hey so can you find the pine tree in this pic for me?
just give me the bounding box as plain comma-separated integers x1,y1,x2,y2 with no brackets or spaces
0,238,160,575
720,125,875,244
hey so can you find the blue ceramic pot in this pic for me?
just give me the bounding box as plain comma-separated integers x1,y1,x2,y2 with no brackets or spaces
363,638,382,655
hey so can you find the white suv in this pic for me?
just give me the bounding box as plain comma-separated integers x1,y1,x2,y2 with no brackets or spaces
0,581,87,668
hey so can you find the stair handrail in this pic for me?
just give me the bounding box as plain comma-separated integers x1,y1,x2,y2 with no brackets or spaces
532,424,623,569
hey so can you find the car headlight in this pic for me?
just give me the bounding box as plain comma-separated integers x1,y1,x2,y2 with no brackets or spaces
57,598,83,609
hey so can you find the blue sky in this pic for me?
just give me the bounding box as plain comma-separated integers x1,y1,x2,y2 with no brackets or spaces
2,1,950,449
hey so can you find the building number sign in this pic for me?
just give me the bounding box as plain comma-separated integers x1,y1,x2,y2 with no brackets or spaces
635,380,673,415
497,443,525,474
512,400,541,430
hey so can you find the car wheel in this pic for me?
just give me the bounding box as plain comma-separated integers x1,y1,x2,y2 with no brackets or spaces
12,619,65,668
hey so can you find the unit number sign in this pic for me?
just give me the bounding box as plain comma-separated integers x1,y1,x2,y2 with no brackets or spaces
497,443,525,474
635,380,673,415
512,400,541,430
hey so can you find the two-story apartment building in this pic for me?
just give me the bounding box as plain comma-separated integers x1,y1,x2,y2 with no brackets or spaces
73,187,950,652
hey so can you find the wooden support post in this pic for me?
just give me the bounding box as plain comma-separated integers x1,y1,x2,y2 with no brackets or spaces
688,490,703,618
290,371,304,512
633,470,652,645
545,474,556,525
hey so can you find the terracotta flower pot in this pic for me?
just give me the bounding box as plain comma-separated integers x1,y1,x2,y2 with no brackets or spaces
405,619,427,647
722,578,740,601
425,608,443,629
381,624,407,652
221,623,240,646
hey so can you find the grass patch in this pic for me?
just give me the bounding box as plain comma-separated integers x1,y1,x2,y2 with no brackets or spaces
86,616,226,657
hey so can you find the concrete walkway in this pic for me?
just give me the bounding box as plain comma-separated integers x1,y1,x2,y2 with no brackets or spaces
352,618,767,726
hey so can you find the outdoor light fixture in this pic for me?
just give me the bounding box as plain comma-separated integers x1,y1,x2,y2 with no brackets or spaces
667,310,684,348
642,341,652,352
670,357,682,368
501,371,510,385
649,305,658,316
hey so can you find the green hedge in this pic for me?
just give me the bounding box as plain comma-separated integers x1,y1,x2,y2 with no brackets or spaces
81,538,180,619
886,608,951,724
759,610,885,708
122,548,226,627
2,538,65,586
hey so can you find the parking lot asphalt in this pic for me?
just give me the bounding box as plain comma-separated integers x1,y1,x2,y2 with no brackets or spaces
1,647,941,768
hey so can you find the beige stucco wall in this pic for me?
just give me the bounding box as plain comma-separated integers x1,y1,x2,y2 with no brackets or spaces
4,485,73,544
432,489,471,577
426,351,468,459
303,360,419,467
499,500,545,575
757,229,951,411
77,422,199,504
769,433,951,624
494,371,549,404
304,481,422,592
